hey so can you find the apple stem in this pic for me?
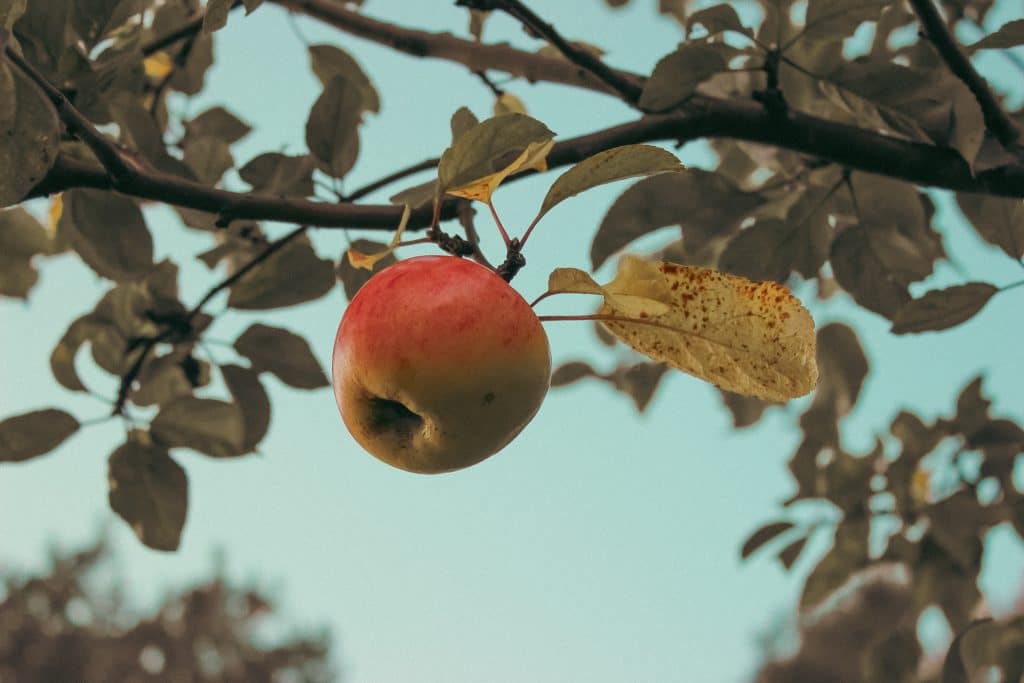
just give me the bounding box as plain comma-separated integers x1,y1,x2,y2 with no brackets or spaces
486,199,512,246
538,313,679,335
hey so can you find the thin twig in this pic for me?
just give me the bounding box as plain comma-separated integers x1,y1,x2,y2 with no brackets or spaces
455,0,643,104
908,0,1021,151
473,69,505,96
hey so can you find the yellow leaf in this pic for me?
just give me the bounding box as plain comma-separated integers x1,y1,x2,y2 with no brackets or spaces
445,138,553,202
347,204,411,271
143,52,174,79
494,92,527,116
598,256,818,401
48,194,62,237
546,267,603,295
911,468,930,504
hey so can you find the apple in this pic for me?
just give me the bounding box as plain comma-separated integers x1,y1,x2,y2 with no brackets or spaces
332,255,551,473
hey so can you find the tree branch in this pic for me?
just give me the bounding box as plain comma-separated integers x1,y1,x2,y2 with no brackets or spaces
454,0,643,104
4,46,143,184
141,0,244,56
271,0,631,97
909,0,1021,151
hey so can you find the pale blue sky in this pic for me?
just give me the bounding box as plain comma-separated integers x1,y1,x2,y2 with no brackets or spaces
2,2,1024,681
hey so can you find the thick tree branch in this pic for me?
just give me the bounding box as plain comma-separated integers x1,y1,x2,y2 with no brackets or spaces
909,0,1021,150
29,97,1024,232
455,0,643,104
272,0,630,97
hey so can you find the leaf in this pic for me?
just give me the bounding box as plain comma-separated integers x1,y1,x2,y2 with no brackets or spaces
239,153,316,197
437,113,555,201
222,364,270,452
183,135,234,185
184,107,252,145
686,4,751,37
942,620,995,683
719,390,773,428
1,0,26,29
546,267,604,296
227,237,335,310
741,521,795,559
389,179,437,209
0,409,79,463
0,63,60,208
305,75,362,179
778,536,808,569
830,227,912,318
0,207,50,298
968,19,1024,51
809,323,868,420
130,352,205,407
592,170,763,270
346,204,410,271
638,43,731,112
242,0,263,13
597,257,818,401
203,0,232,32
720,180,840,281
309,44,380,113
609,362,669,411
233,323,329,389
59,189,154,282
450,106,479,143
956,193,1024,259
891,283,998,334
798,0,893,46
151,397,246,458
535,145,682,222
800,520,869,611
108,433,188,551
862,628,922,682
142,52,174,79
337,239,397,300
550,361,600,387
50,315,115,391
493,92,526,116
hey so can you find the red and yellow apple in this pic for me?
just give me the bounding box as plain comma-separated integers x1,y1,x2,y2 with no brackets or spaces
332,256,551,474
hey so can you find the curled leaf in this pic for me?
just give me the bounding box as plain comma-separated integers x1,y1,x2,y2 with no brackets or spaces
438,113,555,202
596,256,818,402
347,204,411,270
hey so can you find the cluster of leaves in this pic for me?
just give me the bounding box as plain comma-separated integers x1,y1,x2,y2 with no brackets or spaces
0,540,332,682
739,318,1024,679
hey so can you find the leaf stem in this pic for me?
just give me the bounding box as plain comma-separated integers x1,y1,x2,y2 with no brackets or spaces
486,199,512,246
1000,279,1024,293
519,214,543,248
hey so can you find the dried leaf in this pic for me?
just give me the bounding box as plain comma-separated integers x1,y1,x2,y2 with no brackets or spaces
741,521,795,559
438,113,555,201
536,145,682,223
891,283,998,334
346,205,410,271
108,433,187,551
493,92,526,116
184,107,252,145
450,106,479,143
778,536,809,569
0,409,79,463
203,0,232,32
234,323,329,389
239,153,316,197
597,257,818,401
720,390,774,428
800,520,869,611
151,397,246,458
798,0,893,46
143,52,173,79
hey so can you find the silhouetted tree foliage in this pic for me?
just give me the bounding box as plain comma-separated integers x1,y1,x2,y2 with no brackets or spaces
0,540,332,682
1,0,1023,678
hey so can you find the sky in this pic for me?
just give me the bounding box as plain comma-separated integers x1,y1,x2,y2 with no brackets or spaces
2,1,1024,681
